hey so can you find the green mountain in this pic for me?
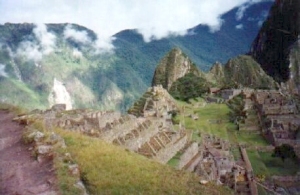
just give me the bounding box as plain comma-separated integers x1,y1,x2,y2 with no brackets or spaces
0,23,145,111
151,48,202,90
0,1,273,111
220,55,278,89
151,48,277,101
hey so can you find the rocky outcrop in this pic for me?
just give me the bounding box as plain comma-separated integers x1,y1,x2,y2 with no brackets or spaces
250,0,300,83
209,62,224,80
128,85,178,117
286,40,300,94
151,48,201,90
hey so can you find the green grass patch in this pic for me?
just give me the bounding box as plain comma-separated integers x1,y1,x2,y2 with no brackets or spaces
247,150,300,178
236,133,269,146
176,99,232,141
55,129,231,195
167,151,182,168
54,157,83,195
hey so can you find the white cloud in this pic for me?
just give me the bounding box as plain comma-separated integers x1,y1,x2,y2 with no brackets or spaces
33,23,56,54
17,41,43,61
16,23,56,61
64,24,115,53
0,64,8,77
72,48,83,58
236,0,273,21
0,0,271,48
63,24,92,44
235,24,244,29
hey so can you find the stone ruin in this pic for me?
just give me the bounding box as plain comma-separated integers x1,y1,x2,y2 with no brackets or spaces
128,85,179,118
14,84,188,165
251,90,300,158
171,133,258,195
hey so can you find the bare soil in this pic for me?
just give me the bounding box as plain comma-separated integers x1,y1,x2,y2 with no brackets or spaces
0,110,58,195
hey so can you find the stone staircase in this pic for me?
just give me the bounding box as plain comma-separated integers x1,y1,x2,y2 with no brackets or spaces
128,91,153,117
137,131,187,163
239,109,261,133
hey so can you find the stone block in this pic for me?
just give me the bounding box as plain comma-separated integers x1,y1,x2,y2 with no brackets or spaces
37,145,53,155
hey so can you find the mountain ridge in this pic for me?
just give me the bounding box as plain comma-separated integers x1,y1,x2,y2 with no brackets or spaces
0,1,273,111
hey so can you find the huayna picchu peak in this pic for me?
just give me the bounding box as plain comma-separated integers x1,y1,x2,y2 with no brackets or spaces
151,48,202,90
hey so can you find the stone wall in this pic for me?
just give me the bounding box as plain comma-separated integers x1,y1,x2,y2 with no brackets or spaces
101,117,145,143
177,142,199,169
240,147,258,195
184,153,202,172
153,133,188,164
115,119,161,151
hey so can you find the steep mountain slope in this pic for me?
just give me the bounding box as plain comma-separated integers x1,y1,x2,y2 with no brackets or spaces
288,40,300,94
222,55,278,89
113,1,273,77
151,50,277,102
0,1,273,111
0,23,145,111
250,0,300,84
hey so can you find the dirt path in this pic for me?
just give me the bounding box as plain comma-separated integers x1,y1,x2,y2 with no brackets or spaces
0,110,58,195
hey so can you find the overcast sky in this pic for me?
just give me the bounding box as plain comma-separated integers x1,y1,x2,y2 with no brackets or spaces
0,0,271,49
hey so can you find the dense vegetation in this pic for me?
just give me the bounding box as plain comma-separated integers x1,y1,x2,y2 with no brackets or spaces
169,73,209,101
223,55,278,89
227,94,246,124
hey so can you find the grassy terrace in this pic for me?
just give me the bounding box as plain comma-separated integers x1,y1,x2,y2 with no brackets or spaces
174,98,268,146
171,98,299,179
175,98,231,141
247,150,299,177
55,129,231,195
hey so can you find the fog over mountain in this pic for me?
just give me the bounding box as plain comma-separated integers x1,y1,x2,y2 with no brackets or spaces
0,0,273,51
0,0,274,111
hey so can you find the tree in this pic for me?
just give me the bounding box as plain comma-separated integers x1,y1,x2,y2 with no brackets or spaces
169,73,209,102
272,144,297,162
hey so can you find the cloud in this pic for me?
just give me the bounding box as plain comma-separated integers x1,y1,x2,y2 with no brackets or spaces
16,41,43,61
63,24,92,44
235,24,244,29
72,48,83,58
0,0,271,47
0,64,8,77
33,23,56,54
236,0,274,21
63,24,115,53
16,23,56,61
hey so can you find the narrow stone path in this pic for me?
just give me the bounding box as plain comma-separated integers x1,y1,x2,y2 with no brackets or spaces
0,110,58,195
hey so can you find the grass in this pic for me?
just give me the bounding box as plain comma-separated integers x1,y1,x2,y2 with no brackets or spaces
167,151,182,167
54,128,231,195
0,78,46,110
54,158,83,195
247,150,300,178
0,102,27,115
236,133,269,146
176,99,232,141
176,98,271,149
